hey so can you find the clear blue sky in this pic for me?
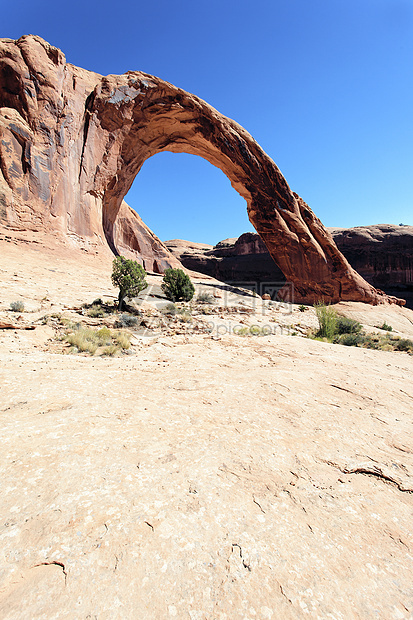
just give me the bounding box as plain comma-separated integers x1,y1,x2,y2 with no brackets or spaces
4,0,413,244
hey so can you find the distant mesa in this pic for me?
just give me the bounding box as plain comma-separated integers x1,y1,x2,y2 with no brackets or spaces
0,35,404,305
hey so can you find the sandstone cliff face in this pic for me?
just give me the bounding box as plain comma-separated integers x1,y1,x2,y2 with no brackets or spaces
167,225,413,307
0,35,179,272
166,233,286,286
0,35,400,303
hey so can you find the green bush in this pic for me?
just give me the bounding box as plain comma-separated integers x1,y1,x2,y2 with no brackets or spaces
380,322,393,332
393,338,413,352
10,300,24,312
112,256,148,311
336,316,362,335
337,333,364,347
298,304,308,312
314,303,338,340
162,268,195,302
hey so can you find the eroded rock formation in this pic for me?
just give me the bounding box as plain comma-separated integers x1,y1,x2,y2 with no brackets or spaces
167,226,413,308
0,35,402,303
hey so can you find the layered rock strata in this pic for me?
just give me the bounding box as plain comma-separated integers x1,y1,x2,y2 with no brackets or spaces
0,35,401,303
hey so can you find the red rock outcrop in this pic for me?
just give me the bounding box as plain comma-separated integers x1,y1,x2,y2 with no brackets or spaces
0,35,401,304
167,226,412,307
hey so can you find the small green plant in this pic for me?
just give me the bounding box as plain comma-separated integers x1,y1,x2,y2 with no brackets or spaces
197,292,214,304
336,316,362,335
10,300,24,312
379,322,393,332
314,303,338,340
112,256,148,311
298,304,308,312
337,333,364,347
161,268,195,302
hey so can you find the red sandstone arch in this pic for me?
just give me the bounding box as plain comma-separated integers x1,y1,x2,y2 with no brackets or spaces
0,35,401,304
82,71,384,304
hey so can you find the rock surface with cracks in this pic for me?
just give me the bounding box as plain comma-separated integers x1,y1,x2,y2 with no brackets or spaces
0,239,412,618
0,35,403,304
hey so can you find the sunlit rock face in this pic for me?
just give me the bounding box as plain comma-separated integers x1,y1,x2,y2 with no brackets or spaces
167,227,413,308
0,35,402,303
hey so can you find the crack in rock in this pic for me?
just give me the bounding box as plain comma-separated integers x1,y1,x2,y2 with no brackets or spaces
33,561,67,586
231,543,251,572
325,461,412,493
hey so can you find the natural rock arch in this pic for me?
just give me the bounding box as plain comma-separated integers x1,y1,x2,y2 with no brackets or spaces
0,35,401,304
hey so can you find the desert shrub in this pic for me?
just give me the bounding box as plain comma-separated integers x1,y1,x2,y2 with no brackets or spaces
298,304,308,312
117,313,139,327
337,333,364,347
161,303,177,315
393,338,413,352
96,327,112,345
65,326,130,355
336,316,362,335
92,298,103,306
10,300,24,312
87,306,105,318
113,330,131,349
66,328,99,354
162,268,195,302
178,311,192,323
112,256,148,311
101,344,119,356
314,303,338,340
197,292,214,304
380,322,393,332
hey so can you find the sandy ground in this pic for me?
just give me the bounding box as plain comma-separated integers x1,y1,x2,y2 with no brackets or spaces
0,237,413,619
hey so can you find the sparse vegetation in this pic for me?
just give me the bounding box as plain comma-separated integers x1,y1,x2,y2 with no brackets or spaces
336,316,362,335
335,333,364,347
197,292,214,304
112,256,148,311
87,305,105,318
116,313,140,328
10,300,24,312
65,325,131,356
314,303,338,339
161,303,177,315
394,338,413,353
162,268,195,302
298,304,308,312
177,310,192,323
379,322,393,332
311,303,412,354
